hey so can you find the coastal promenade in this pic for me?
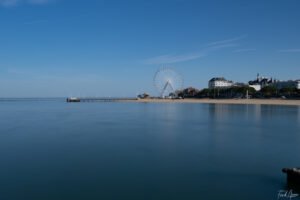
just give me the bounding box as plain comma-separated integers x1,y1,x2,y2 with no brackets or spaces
136,98,300,106
67,97,300,106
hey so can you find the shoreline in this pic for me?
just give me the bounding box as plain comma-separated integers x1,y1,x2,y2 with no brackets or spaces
135,98,300,106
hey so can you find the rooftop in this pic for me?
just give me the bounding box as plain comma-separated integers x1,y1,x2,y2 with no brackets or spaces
209,77,227,82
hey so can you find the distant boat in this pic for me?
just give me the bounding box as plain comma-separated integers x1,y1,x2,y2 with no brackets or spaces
66,97,80,102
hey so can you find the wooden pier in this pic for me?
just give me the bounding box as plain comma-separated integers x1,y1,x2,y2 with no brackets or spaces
66,97,138,102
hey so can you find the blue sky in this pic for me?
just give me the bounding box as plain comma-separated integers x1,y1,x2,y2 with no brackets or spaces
0,0,299,97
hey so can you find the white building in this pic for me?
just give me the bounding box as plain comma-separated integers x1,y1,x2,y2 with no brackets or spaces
249,84,261,91
208,77,233,89
248,74,275,91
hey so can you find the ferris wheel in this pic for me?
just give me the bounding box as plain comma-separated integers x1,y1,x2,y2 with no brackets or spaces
153,67,184,97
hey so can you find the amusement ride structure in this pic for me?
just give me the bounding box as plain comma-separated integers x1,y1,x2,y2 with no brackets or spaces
153,67,184,97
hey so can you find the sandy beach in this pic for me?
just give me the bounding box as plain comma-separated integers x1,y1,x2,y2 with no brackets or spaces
136,98,300,106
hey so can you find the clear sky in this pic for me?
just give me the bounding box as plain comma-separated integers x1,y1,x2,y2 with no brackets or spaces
0,0,300,97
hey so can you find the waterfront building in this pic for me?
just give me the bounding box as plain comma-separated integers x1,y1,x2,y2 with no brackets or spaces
249,84,261,91
272,80,300,90
248,73,275,91
137,93,150,99
208,77,233,89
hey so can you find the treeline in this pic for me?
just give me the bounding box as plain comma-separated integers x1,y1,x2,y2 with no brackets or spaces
176,86,300,99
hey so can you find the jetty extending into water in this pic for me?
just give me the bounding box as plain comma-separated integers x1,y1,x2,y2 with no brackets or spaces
66,97,138,102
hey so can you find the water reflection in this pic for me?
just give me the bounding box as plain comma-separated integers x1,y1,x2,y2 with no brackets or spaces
0,101,299,200
208,104,300,124
298,106,300,122
253,104,262,121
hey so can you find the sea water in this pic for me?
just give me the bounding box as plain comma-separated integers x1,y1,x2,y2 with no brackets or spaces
0,99,299,200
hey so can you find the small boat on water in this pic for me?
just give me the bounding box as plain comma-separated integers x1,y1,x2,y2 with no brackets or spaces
66,97,80,102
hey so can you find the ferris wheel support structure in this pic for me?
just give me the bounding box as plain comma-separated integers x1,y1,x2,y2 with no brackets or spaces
153,67,184,98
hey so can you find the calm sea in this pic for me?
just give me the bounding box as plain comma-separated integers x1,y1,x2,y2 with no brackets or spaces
0,99,299,200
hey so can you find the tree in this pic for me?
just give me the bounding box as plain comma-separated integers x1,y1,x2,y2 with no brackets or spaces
260,86,277,98
197,88,214,98
279,87,297,97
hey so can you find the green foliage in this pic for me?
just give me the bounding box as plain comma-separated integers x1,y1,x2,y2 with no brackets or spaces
197,88,214,98
178,86,300,99
279,87,297,97
260,86,277,97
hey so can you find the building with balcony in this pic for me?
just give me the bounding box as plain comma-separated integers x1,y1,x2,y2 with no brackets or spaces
208,77,233,89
